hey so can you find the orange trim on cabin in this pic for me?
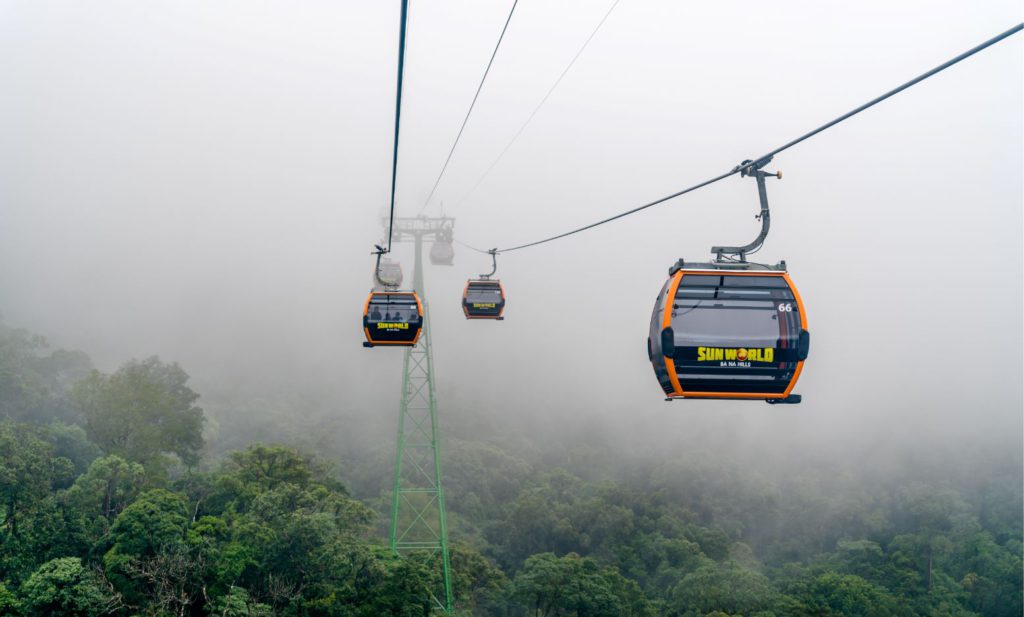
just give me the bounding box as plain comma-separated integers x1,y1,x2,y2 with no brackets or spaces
363,291,423,346
781,271,807,398
497,281,506,318
662,271,685,396
463,279,505,320
664,269,803,400
668,392,784,400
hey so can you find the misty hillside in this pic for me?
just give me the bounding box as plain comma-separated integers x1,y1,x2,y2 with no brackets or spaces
1,317,1021,615
1,1,1022,616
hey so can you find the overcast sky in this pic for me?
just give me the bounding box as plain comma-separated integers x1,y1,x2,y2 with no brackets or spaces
1,1,1021,456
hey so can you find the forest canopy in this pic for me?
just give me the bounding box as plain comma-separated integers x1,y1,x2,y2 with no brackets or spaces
1,318,1021,616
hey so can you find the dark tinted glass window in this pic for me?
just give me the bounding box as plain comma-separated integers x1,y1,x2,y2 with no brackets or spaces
679,275,721,287
466,286,503,305
662,273,804,395
672,275,798,347
368,296,419,323
721,275,788,287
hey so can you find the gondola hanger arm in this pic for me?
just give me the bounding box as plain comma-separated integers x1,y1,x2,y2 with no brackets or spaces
480,249,499,279
711,158,781,263
372,244,393,289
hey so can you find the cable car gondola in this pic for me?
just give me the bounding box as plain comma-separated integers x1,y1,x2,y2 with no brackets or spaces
363,246,423,347
463,280,505,319
648,160,809,403
649,262,808,401
463,249,505,320
363,290,423,347
373,258,403,290
430,240,455,266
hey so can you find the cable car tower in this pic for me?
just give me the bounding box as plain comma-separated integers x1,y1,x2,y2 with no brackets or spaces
384,215,455,614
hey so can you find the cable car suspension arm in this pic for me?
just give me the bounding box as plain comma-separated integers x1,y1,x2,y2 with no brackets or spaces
479,249,499,279
372,244,394,289
711,159,781,262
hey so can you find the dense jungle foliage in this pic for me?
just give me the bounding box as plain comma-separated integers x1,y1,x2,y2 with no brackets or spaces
1,319,1021,616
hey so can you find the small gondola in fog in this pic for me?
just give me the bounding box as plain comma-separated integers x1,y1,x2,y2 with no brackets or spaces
430,239,455,266
463,248,505,320
463,280,505,319
373,258,403,290
648,161,809,403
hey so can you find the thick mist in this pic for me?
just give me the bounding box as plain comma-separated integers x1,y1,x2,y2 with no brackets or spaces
1,0,1021,477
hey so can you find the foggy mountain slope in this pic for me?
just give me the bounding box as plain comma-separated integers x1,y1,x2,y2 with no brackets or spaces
2,314,1021,614
0,0,1021,615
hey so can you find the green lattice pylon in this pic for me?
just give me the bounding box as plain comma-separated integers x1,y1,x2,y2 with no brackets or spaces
388,231,453,614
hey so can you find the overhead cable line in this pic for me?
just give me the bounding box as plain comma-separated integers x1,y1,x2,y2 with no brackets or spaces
385,0,411,252
488,22,1023,254
454,239,492,254
419,0,520,214
456,0,622,209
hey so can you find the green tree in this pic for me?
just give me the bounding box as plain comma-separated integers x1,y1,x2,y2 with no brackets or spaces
0,422,72,540
789,572,906,617
73,357,204,476
59,455,147,555
103,489,192,610
893,483,969,592
20,557,118,617
669,560,779,617
446,545,509,614
189,445,381,612
45,423,101,479
207,585,272,617
509,552,655,617
106,489,189,561
0,581,22,615
64,455,146,522
0,322,92,425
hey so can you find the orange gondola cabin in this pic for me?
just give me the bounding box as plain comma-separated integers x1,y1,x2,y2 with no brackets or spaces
462,280,505,320
648,261,809,403
363,291,423,347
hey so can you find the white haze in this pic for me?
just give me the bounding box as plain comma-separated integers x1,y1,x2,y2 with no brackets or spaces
0,1,1021,465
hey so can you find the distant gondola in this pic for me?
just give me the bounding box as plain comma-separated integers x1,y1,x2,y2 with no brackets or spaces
462,280,505,320
373,258,403,290
430,240,455,266
363,291,423,347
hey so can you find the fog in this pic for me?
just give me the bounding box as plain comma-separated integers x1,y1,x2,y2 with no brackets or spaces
1,0,1021,471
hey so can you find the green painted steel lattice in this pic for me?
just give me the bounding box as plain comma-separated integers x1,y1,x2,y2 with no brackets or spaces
387,224,454,614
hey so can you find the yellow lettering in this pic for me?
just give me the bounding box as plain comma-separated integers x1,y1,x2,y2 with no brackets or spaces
765,347,774,362
725,349,737,361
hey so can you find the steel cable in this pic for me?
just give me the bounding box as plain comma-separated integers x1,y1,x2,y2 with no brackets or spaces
485,22,1023,254
420,0,520,214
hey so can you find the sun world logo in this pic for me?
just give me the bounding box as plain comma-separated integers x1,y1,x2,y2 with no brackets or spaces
697,347,774,362
472,303,497,309
377,322,409,330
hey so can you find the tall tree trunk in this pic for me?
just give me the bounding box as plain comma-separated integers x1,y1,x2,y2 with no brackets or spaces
7,497,16,538
104,479,114,519
927,543,933,591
